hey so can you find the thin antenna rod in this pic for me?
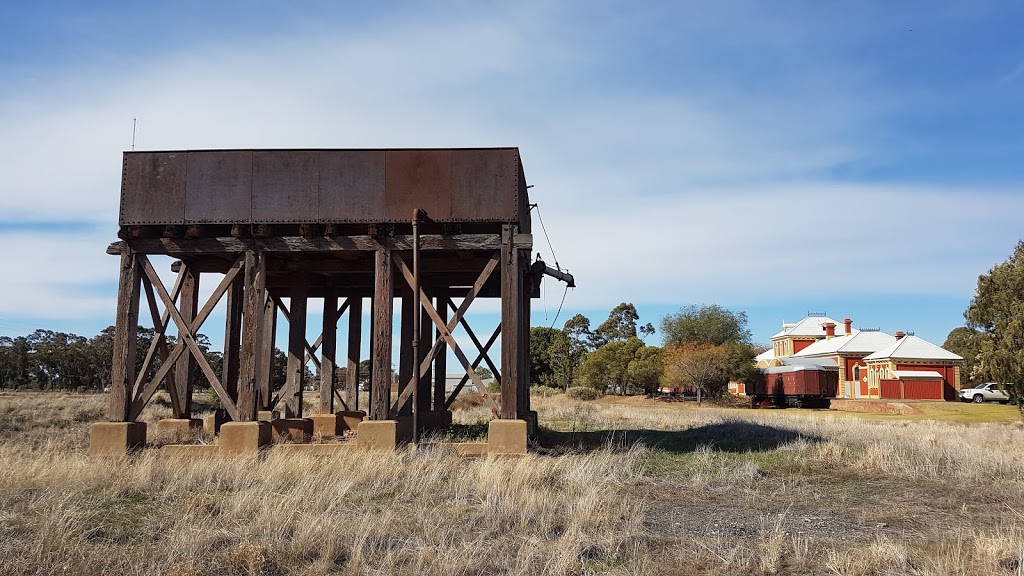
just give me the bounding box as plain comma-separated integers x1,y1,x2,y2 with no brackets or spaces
131,118,137,151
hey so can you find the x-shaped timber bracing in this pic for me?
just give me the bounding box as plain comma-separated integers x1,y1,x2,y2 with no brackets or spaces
129,253,246,421
389,250,501,417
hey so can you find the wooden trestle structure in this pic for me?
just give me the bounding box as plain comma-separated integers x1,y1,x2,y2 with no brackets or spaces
100,148,552,448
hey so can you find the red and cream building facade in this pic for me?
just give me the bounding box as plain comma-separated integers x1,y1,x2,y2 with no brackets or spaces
753,315,963,400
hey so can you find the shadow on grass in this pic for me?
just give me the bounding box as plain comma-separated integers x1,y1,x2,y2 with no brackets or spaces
537,421,817,455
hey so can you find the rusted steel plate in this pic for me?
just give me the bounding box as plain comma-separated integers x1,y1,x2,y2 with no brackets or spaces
252,150,319,223
516,151,530,231
184,150,253,223
450,148,518,222
120,152,187,225
385,150,452,221
319,150,385,222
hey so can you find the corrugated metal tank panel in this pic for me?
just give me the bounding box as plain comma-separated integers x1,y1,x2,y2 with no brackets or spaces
119,148,525,226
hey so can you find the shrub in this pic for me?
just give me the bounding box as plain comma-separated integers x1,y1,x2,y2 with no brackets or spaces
530,385,564,398
566,386,600,401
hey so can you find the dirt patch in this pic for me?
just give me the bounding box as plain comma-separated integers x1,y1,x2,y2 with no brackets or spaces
829,399,924,415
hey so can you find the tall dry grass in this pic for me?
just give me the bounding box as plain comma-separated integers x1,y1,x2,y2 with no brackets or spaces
3,391,1024,575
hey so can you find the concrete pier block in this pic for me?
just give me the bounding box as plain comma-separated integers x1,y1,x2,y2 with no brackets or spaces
488,419,527,455
161,444,219,457
271,418,313,442
89,422,147,457
309,411,364,437
442,441,489,456
337,410,366,432
219,422,271,455
257,410,277,422
272,443,358,456
156,418,203,443
203,409,231,435
357,420,399,450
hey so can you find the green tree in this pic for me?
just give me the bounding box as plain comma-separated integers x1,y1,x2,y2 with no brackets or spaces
579,337,642,394
625,344,663,394
660,304,751,347
965,240,1024,412
529,326,560,387
593,302,640,347
943,326,984,386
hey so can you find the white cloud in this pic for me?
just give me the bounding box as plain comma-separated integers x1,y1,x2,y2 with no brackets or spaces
0,3,1021,339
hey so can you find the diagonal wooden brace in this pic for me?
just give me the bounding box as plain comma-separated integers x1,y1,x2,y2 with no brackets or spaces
445,324,501,409
271,295,322,372
448,298,502,383
133,266,185,410
130,254,244,420
389,251,501,416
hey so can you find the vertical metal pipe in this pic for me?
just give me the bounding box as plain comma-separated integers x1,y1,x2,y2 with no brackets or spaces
412,209,421,446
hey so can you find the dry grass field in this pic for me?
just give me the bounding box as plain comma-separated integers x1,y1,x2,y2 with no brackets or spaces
1,391,1023,575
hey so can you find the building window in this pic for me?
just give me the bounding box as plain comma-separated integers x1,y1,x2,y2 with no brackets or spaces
853,366,860,382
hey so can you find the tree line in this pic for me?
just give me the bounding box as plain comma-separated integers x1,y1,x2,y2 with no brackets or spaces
530,303,761,401
2,303,763,401
0,326,296,393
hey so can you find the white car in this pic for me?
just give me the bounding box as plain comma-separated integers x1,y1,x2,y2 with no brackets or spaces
959,382,1010,404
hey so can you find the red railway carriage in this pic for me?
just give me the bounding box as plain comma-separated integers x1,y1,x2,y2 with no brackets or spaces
748,358,839,408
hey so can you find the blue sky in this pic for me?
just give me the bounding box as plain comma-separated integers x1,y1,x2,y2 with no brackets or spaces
1,1,1023,351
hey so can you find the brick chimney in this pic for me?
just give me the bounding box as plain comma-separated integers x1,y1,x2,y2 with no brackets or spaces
894,331,906,340
843,318,852,336
823,322,836,339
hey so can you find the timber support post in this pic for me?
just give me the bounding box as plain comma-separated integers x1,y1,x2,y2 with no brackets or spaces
108,249,141,422
370,247,393,421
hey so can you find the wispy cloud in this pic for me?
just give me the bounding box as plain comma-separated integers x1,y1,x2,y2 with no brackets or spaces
0,2,1021,343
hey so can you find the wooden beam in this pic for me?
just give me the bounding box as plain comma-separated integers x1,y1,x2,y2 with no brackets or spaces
255,293,276,411
128,258,243,421
173,267,199,417
397,288,414,416
222,273,243,403
370,248,393,420
419,298,432,412
501,225,522,419
283,273,308,418
271,295,322,372
134,268,184,413
432,295,447,412
388,251,500,416
346,297,363,411
108,250,141,422
110,234,502,255
452,301,502,383
237,251,267,421
320,290,339,414
137,255,241,420
444,324,501,409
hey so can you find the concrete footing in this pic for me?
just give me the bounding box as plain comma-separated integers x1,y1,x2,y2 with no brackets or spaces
89,422,147,457
310,411,366,437
203,410,231,435
357,420,400,450
442,441,489,456
488,419,528,454
218,421,271,455
272,418,313,442
156,418,203,443
161,444,220,457
257,410,277,422
271,443,357,455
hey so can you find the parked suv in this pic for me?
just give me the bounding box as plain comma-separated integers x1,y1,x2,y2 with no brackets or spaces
959,382,1010,404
